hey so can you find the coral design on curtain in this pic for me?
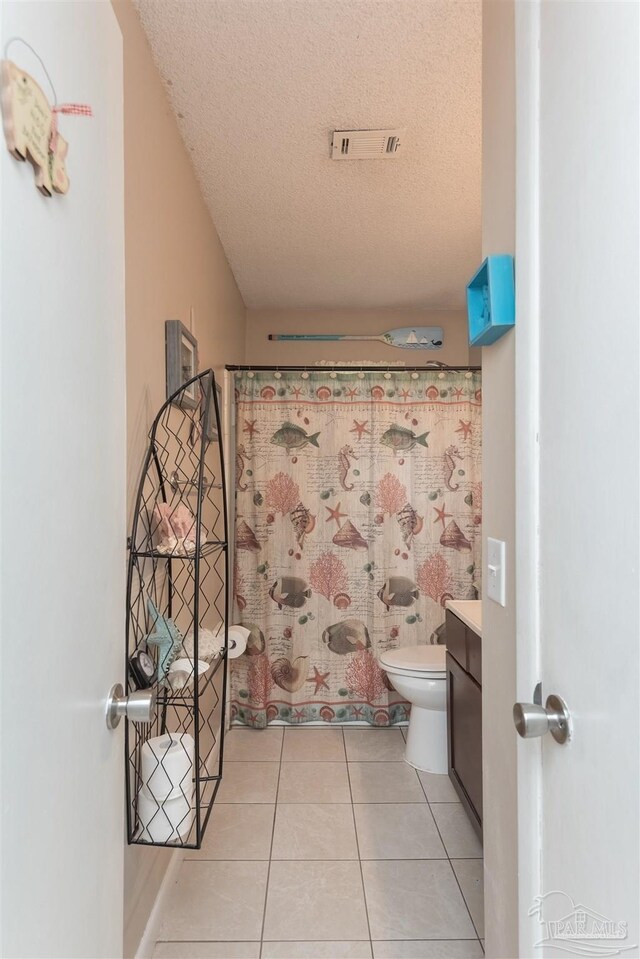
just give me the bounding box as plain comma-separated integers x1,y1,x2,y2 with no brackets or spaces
231,369,481,727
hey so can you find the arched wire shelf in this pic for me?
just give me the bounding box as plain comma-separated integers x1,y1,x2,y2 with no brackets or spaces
125,370,229,848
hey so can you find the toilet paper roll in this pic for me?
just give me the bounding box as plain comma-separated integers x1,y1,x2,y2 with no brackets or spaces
138,785,194,844
227,625,249,658
141,732,195,802
211,621,249,658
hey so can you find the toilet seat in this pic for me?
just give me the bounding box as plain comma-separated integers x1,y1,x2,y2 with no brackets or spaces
379,644,447,678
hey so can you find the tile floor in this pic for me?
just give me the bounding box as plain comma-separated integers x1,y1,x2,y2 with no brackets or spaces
154,727,484,959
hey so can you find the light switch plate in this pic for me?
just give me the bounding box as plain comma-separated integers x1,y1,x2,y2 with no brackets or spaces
487,537,506,606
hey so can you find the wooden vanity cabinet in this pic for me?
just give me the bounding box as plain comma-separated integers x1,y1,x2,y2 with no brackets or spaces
444,609,483,840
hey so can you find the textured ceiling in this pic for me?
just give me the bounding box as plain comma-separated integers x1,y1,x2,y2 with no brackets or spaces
135,0,482,310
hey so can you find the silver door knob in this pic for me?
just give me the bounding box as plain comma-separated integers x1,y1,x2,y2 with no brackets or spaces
513,693,571,744
106,683,156,729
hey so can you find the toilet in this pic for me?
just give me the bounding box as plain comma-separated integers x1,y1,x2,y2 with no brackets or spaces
379,644,448,774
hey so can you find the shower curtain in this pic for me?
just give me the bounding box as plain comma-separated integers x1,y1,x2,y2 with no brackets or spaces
231,368,481,727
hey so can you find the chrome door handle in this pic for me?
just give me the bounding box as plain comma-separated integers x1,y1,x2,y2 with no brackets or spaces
106,683,156,729
513,693,571,744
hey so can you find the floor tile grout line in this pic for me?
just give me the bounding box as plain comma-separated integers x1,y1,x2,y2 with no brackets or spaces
415,769,483,944
258,730,285,959
186,855,457,862
218,799,468,808
448,856,484,942
158,936,476,946
343,728,374,957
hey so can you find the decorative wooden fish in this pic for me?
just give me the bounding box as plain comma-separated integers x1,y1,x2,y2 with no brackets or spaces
268,326,444,350
1,60,70,196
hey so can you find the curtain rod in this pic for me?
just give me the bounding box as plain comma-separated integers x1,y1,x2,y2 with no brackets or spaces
225,364,482,373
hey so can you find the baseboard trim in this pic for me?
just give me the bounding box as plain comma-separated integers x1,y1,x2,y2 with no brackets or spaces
135,849,184,959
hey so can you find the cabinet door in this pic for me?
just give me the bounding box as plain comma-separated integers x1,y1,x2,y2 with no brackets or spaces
467,629,482,685
447,653,483,832
445,610,467,669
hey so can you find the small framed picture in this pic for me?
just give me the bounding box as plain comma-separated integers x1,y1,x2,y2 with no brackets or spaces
166,320,198,409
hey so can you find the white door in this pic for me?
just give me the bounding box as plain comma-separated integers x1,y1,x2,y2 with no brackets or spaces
0,3,125,956
514,2,639,957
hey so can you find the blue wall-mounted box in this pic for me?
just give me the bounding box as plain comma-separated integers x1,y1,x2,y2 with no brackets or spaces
466,255,515,346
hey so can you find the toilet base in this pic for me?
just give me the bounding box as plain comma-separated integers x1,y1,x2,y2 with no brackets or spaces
404,703,448,774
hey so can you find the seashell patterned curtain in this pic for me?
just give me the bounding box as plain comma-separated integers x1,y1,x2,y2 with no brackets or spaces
231,368,482,727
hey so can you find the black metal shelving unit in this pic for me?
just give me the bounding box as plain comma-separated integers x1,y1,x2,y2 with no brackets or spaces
125,370,229,848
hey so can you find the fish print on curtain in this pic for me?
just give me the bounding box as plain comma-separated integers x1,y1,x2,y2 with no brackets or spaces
231,369,482,727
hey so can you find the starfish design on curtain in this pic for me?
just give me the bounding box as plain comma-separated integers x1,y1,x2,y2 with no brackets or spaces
345,387,360,399
309,666,330,694
452,387,465,400
325,502,347,526
350,419,371,439
433,502,453,529
290,387,303,399
455,419,472,439
292,708,306,721
243,419,259,438
398,388,412,401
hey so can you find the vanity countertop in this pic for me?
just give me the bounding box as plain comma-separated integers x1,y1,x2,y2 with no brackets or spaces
445,600,482,637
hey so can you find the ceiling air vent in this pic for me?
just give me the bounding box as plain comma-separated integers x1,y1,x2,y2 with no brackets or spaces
331,129,404,160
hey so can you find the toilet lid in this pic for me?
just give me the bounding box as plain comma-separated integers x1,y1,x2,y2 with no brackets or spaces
380,644,447,673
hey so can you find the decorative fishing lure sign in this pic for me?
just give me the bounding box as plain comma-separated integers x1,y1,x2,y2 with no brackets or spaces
0,55,91,196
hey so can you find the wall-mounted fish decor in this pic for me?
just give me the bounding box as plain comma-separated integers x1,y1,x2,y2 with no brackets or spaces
268,326,444,350
1,58,92,197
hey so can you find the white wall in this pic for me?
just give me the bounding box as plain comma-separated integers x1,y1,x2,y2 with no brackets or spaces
480,2,518,957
